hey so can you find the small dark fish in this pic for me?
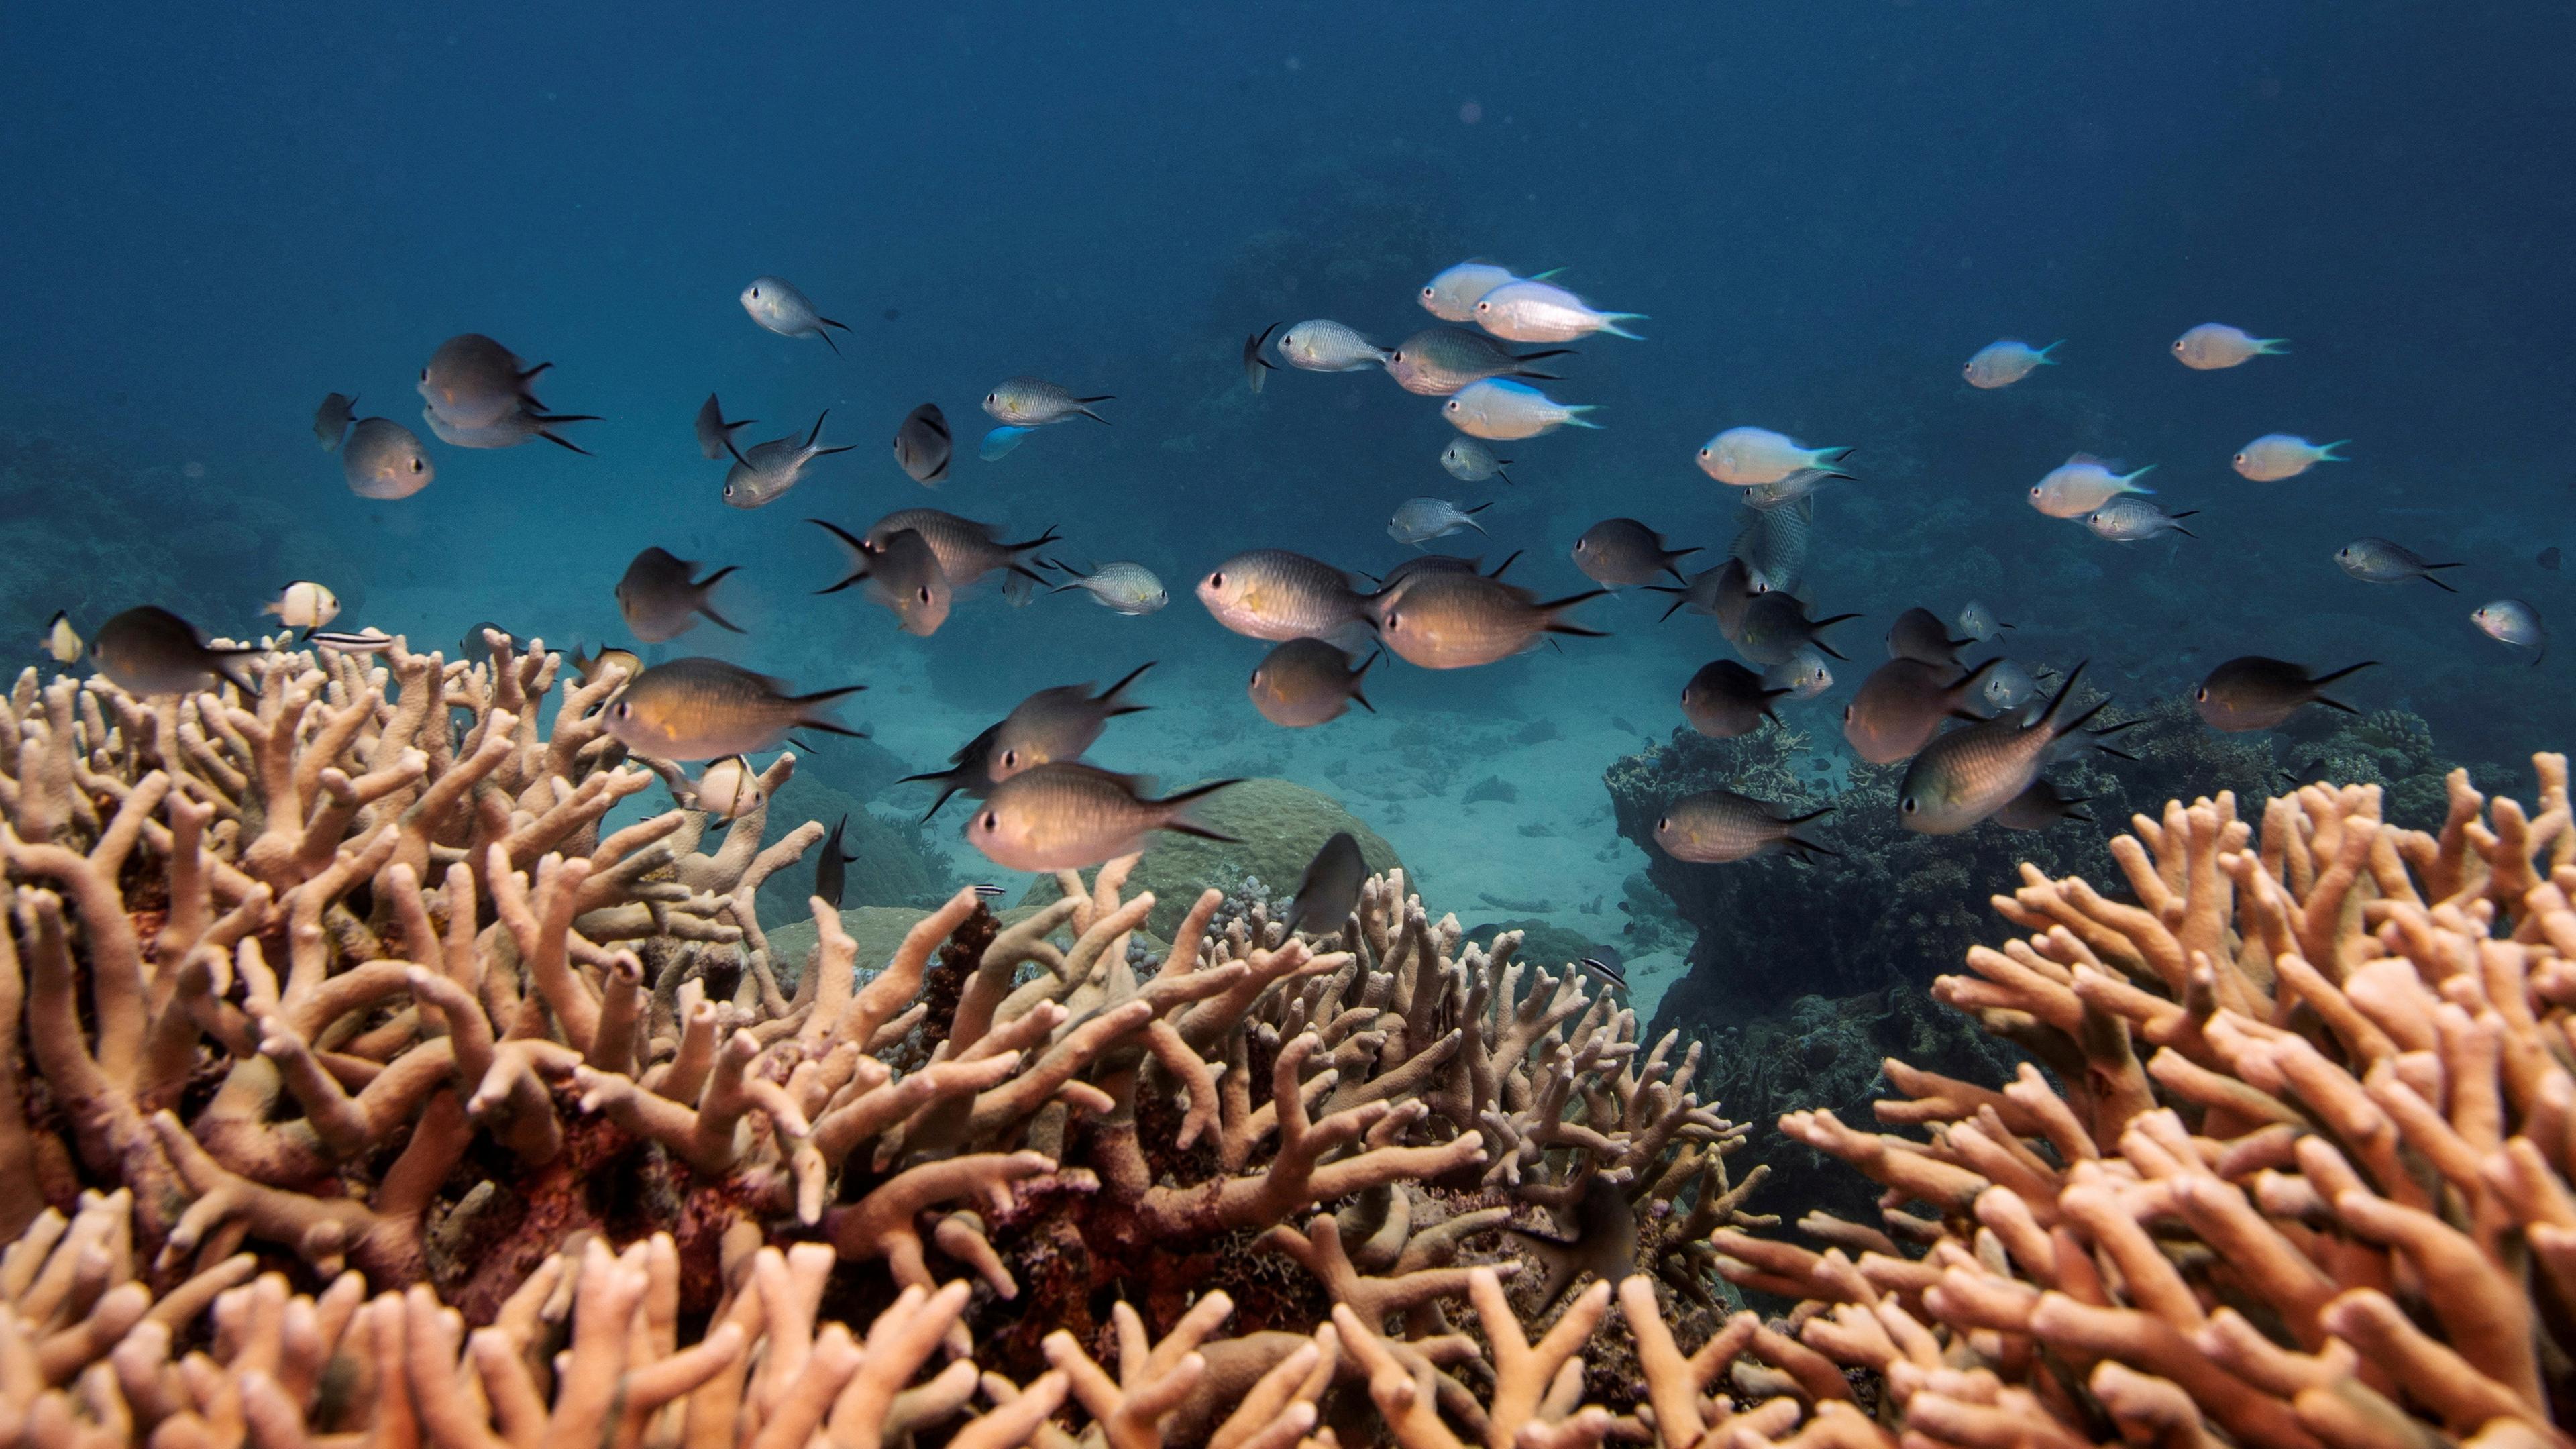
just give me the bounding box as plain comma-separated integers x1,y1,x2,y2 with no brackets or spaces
1680,659,1788,739
1250,640,1377,727
460,623,513,664
695,394,755,461
837,510,1057,591
604,657,865,761
815,814,859,908
1886,607,1975,667
1996,780,2093,830
900,721,1002,822
572,643,642,685
1843,658,1996,765
1654,790,1835,863
1244,322,1281,393
1285,830,1367,936
990,663,1155,779
2335,538,2461,592
2541,547,2563,572
893,402,953,485
1644,558,1760,633
616,547,743,643
313,392,358,451
2194,657,2377,732
1578,956,1627,991
1733,592,1859,667
964,765,1241,871
417,333,545,429
1572,517,1699,587
91,607,261,696
1900,664,2108,834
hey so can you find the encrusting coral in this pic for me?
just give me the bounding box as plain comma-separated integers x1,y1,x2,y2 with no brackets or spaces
1703,753,2576,1449
0,648,1807,1448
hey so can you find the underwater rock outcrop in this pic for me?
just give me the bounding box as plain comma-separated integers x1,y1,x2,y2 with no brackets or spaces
0,652,1801,1446
1712,754,2576,1449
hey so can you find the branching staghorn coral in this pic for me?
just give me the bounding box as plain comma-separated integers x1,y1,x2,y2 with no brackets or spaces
1698,755,2576,1449
0,651,1786,1446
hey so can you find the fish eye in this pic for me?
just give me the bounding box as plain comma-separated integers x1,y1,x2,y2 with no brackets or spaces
1208,572,1224,589
1697,447,1710,459
1656,816,1669,830
1475,300,1491,312
410,458,423,472
1901,797,1918,813
1842,705,1852,720
1421,286,1435,299
614,702,631,717
980,810,998,830
1384,610,1401,628
751,286,761,297
2196,688,2208,701
985,393,998,405
1002,750,1018,768
1444,400,1460,412
917,588,932,603
2233,453,2246,464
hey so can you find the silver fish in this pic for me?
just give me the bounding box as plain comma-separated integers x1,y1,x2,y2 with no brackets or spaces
1197,550,1376,644
1574,517,1699,587
1385,327,1571,396
1980,659,2039,713
696,394,755,462
724,412,854,508
2472,600,2547,665
859,528,954,637
616,547,743,643
606,657,864,761
1389,498,1491,546
892,403,952,485
1654,790,1833,863
342,418,433,499
1278,320,1389,372
1728,501,1811,593
1051,561,1168,614
989,663,1155,780
1764,649,1835,699
417,333,543,430
983,376,1112,427
2084,498,2198,542
1957,600,2013,641
1250,639,1377,727
739,276,851,354
2335,538,2460,592
1440,437,1513,485
965,765,1240,872
313,392,357,451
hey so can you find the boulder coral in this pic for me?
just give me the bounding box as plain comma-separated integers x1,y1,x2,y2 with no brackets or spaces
0,648,1794,1446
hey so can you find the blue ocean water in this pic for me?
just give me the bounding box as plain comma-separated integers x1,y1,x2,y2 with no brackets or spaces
3,3,2571,981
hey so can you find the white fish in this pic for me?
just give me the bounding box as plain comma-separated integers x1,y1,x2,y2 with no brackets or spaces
1442,379,1599,440
739,276,851,354
40,612,80,665
1962,340,2059,389
1957,600,2013,641
1762,649,1834,700
1388,498,1491,547
1441,437,1512,484
1697,427,1854,487
1051,561,1168,615
2472,600,2546,665
722,412,854,509
1980,659,2039,713
261,582,341,633
342,418,433,500
2028,454,2155,518
2172,323,2286,370
2231,434,2348,482
1470,280,1644,343
983,377,1112,427
2084,498,2198,542
1419,261,1558,322
1277,320,1389,372
694,755,762,820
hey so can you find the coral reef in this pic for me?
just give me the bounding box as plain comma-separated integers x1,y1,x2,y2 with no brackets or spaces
1711,753,2576,1448
0,652,1803,1446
